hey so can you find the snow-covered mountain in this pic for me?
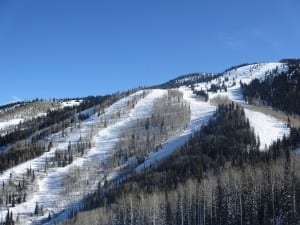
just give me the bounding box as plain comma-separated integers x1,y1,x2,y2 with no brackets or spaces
0,61,296,224
0,99,82,137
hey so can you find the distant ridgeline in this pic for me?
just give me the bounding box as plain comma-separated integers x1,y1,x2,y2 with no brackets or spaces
0,101,27,112
153,72,221,89
223,62,257,72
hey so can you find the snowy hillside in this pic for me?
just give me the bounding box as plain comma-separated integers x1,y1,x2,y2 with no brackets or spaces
193,62,290,150
0,100,82,137
0,62,294,224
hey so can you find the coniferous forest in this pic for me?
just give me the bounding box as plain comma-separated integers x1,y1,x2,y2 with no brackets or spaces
60,103,300,225
241,60,300,115
1,0,300,223
0,92,134,172
0,62,299,225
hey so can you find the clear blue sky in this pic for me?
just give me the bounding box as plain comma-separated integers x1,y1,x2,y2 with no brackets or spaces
0,0,299,104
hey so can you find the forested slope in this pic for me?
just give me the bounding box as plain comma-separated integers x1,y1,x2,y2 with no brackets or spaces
241,59,300,115
59,104,300,225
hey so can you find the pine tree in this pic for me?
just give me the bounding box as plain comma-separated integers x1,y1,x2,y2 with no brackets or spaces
34,202,40,215
280,162,293,225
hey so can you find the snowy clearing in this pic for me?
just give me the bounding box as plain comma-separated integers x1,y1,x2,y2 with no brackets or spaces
0,118,23,131
244,109,290,150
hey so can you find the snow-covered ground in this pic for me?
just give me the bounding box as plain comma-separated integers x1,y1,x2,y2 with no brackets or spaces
0,89,168,224
136,86,215,172
244,109,289,150
136,63,290,169
43,67,291,223
226,63,288,103
59,100,82,108
0,118,23,131
45,63,291,223
0,62,293,224
0,100,81,137
206,63,288,103
225,63,290,149
195,62,290,150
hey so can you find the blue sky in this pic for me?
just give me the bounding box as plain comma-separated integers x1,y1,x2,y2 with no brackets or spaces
0,0,299,105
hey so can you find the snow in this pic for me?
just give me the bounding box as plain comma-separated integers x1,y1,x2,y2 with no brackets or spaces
0,62,294,224
0,118,24,137
225,63,288,104
0,118,23,130
224,63,287,84
136,86,215,172
42,89,168,224
0,89,168,224
224,63,290,149
0,113,47,138
44,63,292,222
244,109,289,150
60,100,82,108
35,112,47,118
194,62,290,150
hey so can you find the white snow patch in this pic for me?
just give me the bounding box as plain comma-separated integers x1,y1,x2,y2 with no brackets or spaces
244,109,290,150
0,118,23,130
60,100,82,108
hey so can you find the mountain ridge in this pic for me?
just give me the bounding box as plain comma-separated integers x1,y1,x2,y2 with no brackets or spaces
0,59,299,225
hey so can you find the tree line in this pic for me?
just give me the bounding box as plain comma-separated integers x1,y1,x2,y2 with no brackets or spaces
59,103,300,225
241,61,300,115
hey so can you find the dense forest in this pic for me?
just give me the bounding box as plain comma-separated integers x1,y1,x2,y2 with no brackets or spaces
59,103,300,225
241,60,300,115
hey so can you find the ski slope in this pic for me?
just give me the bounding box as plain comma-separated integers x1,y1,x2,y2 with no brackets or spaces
0,62,293,224
225,63,290,149
244,109,289,150
136,86,215,172
0,100,82,138
0,89,168,224
195,62,290,150
45,63,291,223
